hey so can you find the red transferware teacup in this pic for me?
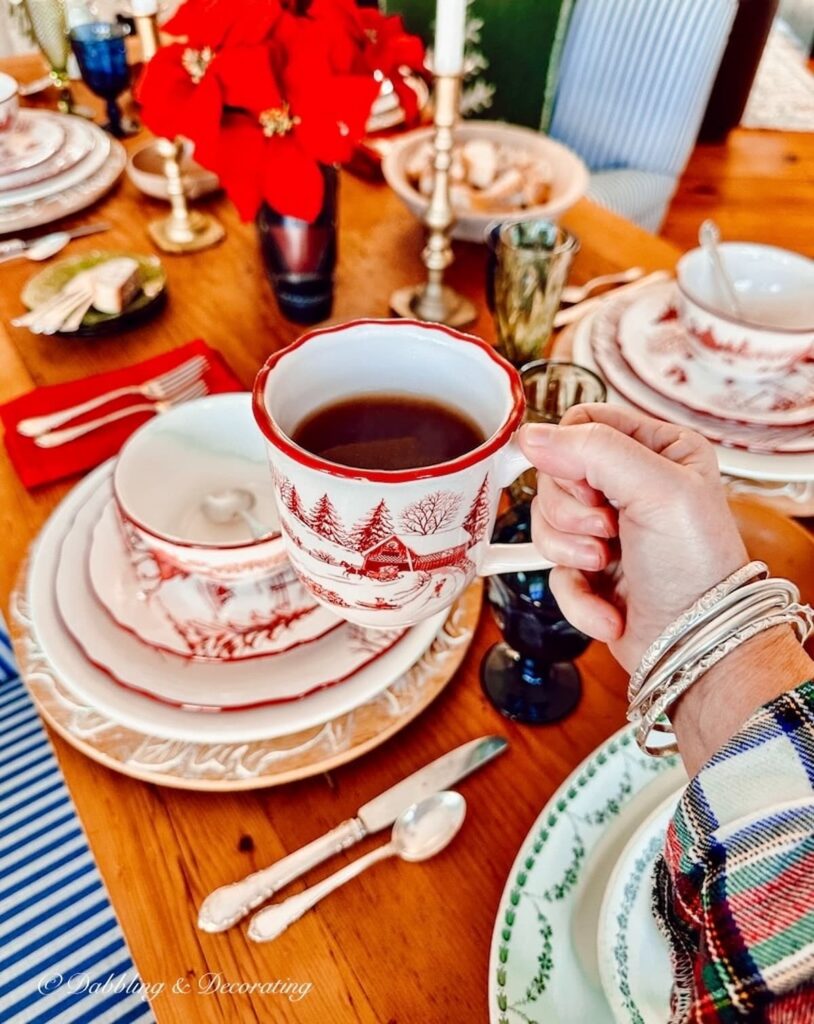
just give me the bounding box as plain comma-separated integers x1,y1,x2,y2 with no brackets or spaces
676,242,814,379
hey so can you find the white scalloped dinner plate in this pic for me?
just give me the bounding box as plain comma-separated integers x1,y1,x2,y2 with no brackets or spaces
0,117,110,207
28,461,446,742
574,311,814,483
0,111,92,192
0,135,125,235
0,110,65,176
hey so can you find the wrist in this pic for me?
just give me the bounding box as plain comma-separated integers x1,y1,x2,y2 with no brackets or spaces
671,624,814,775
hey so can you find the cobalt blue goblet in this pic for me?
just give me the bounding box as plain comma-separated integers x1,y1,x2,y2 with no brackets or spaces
481,503,591,724
70,22,138,138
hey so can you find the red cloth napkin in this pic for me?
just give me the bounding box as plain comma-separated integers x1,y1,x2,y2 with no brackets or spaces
1,340,243,490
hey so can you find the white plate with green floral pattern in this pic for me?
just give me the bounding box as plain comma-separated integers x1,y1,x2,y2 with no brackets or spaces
597,790,683,1023
488,725,686,1024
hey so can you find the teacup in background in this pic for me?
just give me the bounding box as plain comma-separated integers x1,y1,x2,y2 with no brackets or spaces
253,319,553,629
113,393,287,582
676,242,814,379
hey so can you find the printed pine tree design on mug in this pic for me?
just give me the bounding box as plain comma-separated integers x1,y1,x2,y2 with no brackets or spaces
275,472,492,619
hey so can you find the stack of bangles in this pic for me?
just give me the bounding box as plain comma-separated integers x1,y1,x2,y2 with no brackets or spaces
627,560,814,756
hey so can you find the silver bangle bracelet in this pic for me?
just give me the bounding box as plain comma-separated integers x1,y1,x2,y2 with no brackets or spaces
629,579,800,719
627,560,768,702
634,604,814,756
633,592,795,733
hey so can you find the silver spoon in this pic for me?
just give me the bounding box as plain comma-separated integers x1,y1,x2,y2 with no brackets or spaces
698,220,742,317
0,232,74,266
560,266,644,304
247,791,466,943
201,487,270,540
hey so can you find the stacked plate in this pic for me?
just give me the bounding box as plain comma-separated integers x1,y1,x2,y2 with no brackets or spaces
572,281,814,513
0,110,126,234
488,724,685,1024
11,395,481,791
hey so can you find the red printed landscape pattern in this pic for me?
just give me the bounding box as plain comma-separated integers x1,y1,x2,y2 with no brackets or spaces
275,471,492,618
115,514,336,661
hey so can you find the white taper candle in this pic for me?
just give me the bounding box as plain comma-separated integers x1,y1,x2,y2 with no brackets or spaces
434,0,466,76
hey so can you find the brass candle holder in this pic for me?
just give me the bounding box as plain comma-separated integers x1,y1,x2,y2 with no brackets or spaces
390,74,476,327
147,136,225,253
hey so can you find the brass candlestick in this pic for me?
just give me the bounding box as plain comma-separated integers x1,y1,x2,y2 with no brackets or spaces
147,136,225,253
390,75,476,327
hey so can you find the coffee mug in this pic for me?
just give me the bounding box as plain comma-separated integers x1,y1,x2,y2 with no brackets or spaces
253,319,553,628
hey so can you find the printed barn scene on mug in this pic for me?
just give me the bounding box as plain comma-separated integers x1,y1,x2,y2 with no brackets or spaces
2,0,814,1022
274,471,493,620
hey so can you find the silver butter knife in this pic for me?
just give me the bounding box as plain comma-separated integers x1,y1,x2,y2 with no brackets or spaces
197,735,508,932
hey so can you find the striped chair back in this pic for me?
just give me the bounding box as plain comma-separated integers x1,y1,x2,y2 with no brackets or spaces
549,0,738,177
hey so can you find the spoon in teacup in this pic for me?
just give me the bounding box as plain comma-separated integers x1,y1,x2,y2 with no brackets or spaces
699,219,742,317
202,487,270,540
247,791,466,943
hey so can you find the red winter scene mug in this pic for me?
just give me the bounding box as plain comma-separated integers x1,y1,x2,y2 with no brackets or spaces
253,319,553,628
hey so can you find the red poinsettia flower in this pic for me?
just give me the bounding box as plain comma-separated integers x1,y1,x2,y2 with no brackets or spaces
208,24,378,222
136,40,283,163
356,10,426,123
304,3,426,122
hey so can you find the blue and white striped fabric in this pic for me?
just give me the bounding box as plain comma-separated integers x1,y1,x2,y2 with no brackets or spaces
587,167,678,233
0,620,155,1024
549,0,737,229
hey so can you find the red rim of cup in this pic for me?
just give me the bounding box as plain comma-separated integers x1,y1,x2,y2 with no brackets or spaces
252,318,526,484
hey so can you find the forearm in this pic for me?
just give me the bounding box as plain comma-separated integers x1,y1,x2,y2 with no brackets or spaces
670,624,814,776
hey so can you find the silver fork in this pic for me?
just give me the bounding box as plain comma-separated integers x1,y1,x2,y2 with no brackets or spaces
34,378,210,448
17,355,208,438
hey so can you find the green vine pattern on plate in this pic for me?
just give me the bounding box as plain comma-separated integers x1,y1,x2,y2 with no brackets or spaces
494,728,678,1024
612,833,664,1024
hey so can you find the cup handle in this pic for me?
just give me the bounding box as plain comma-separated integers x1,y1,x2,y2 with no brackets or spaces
480,435,555,577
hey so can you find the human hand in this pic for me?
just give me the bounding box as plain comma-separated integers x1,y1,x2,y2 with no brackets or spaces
519,405,748,674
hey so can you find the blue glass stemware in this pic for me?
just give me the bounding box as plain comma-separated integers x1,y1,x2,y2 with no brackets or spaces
481,503,591,724
70,22,138,138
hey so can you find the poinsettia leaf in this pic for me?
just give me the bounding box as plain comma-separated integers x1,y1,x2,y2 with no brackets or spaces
137,45,223,151
261,136,324,222
213,113,265,220
222,0,284,46
215,45,283,114
162,0,235,49
392,79,418,125
291,73,377,164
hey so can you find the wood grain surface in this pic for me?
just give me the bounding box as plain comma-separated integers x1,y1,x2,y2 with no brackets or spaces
0,55,755,1024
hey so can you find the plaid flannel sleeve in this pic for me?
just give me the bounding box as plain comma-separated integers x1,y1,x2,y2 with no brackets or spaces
652,678,814,1023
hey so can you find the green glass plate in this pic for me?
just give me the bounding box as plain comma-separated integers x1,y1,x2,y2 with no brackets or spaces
21,250,167,336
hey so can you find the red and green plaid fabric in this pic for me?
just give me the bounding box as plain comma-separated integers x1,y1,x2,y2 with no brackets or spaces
654,679,814,1022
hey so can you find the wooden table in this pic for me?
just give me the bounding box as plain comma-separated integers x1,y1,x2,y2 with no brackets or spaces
0,57,683,1024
